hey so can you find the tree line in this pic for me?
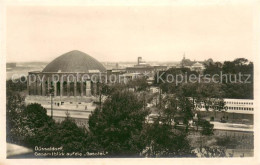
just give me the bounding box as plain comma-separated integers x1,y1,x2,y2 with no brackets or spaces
154,58,253,99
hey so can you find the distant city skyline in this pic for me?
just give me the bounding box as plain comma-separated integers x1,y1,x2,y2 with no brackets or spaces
5,57,231,64
6,4,254,63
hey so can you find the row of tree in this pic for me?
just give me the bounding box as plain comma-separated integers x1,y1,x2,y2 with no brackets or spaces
154,58,253,99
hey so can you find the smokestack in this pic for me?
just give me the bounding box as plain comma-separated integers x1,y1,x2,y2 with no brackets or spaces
138,57,142,65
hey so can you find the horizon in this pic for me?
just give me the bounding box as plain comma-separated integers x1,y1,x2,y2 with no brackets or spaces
6,56,252,64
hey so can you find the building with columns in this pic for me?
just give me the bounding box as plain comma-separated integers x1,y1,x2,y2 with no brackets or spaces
25,50,107,126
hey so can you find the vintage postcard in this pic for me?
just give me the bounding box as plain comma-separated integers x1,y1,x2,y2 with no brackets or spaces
0,0,259,165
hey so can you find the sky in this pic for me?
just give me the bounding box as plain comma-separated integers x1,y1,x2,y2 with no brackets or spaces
6,3,255,63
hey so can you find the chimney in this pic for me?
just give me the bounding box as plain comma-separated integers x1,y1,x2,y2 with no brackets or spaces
138,57,142,65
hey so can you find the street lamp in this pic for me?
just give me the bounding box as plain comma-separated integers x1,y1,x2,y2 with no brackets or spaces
49,86,54,118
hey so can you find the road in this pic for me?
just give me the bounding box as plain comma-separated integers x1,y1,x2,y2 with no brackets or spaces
211,121,253,132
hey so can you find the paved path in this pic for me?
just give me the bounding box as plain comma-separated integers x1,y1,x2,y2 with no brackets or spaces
211,121,253,132
42,103,96,119
46,108,92,119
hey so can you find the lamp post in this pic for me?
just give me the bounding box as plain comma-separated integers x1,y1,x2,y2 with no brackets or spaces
49,86,54,119
51,93,53,118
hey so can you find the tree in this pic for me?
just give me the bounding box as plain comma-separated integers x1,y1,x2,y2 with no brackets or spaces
127,77,149,92
223,83,253,99
177,83,199,111
6,79,28,145
141,120,196,157
233,58,249,66
222,58,253,99
159,94,179,125
204,58,214,66
88,91,149,156
6,92,26,144
204,62,222,75
23,103,51,128
6,79,27,93
18,103,54,147
178,96,194,131
9,102,89,155
153,68,198,91
197,119,214,136
46,117,87,154
196,83,225,113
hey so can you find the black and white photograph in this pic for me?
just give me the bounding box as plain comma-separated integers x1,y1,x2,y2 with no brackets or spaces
1,0,260,164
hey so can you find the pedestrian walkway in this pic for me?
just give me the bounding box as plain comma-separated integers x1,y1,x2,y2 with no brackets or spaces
211,121,253,132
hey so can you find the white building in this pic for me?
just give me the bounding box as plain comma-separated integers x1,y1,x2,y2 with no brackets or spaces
190,62,205,72
195,98,254,114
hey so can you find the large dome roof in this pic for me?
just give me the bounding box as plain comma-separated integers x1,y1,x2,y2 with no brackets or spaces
42,50,106,73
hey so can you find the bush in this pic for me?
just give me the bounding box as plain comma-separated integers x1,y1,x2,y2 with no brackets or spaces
198,119,214,136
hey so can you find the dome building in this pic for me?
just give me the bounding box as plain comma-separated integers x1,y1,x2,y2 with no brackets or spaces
25,50,107,126
42,50,106,73
27,50,106,99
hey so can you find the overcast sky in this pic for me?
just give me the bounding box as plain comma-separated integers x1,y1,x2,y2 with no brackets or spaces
6,4,254,63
